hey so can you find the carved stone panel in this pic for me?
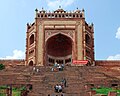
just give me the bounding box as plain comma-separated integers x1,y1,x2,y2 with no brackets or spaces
45,30,75,42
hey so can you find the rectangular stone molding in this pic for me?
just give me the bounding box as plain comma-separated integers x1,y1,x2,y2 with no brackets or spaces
44,21,76,25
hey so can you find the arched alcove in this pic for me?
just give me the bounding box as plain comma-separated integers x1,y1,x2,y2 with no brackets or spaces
85,34,91,45
30,34,34,45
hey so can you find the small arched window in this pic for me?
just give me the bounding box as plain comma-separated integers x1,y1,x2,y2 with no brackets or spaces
30,34,34,45
85,34,91,45
59,14,61,17
29,61,33,66
55,14,57,17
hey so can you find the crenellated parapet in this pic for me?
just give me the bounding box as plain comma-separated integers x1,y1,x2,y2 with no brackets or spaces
35,8,85,19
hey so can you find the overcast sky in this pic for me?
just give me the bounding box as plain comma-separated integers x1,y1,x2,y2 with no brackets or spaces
0,0,120,60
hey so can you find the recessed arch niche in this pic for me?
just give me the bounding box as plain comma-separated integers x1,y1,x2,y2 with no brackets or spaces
46,33,73,65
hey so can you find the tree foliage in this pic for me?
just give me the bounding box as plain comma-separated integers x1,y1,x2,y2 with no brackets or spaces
0,64,5,70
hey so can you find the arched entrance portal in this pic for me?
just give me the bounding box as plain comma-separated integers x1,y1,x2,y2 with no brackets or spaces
29,61,33,66
46,33,73,65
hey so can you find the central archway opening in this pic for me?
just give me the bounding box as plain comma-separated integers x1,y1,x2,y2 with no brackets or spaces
46,33,72,65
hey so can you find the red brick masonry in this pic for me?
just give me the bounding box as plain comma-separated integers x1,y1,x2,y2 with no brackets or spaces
0,59,25,66
0,59,120,67
95,60,120,67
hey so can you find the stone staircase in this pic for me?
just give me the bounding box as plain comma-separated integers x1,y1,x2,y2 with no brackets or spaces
0,65,120,96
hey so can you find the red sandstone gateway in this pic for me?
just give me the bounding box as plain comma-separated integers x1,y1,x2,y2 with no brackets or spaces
25,8,95,66
73,60,88,65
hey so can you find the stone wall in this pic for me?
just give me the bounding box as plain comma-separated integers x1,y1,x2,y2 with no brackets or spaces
0,59,25,66
1,59,120,67
95,60,120,67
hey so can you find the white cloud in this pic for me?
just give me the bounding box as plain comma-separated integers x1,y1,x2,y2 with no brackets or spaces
46,0,75,10
0,50,25,59
107,54,120,60
115,27,120,39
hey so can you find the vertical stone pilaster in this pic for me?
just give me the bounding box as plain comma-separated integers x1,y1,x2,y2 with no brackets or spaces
77,22,83,60
83,25,86,60
37,24,44,66
25,31,29,65
91,25,95,63
72,28,76,61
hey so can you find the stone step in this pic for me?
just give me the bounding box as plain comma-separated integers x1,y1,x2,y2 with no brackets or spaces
0,66,120,95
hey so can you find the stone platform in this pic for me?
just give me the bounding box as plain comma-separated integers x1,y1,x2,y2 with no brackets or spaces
0,65,120,96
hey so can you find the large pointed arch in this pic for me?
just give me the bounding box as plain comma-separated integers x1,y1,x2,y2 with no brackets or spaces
45,32,74,42
45,33,73,65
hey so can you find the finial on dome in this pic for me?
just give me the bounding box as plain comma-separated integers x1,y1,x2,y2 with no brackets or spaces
91,23,94,26
27,23,29,26
82,8,85,12
59,6,61,9
35,8,38,17
35,8,38,12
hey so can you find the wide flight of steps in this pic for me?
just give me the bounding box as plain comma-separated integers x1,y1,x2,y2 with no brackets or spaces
0,65,120,96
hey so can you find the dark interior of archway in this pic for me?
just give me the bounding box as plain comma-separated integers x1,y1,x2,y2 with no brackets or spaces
30,34,34,45
46,34,72,57
85,34,90,45
29,61,33,66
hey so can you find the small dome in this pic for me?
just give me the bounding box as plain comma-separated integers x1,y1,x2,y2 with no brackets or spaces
54,8,66,13
75,8,80,13
40,7,46,13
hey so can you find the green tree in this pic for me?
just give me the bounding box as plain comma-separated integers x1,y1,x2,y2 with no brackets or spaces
0,64,5,70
